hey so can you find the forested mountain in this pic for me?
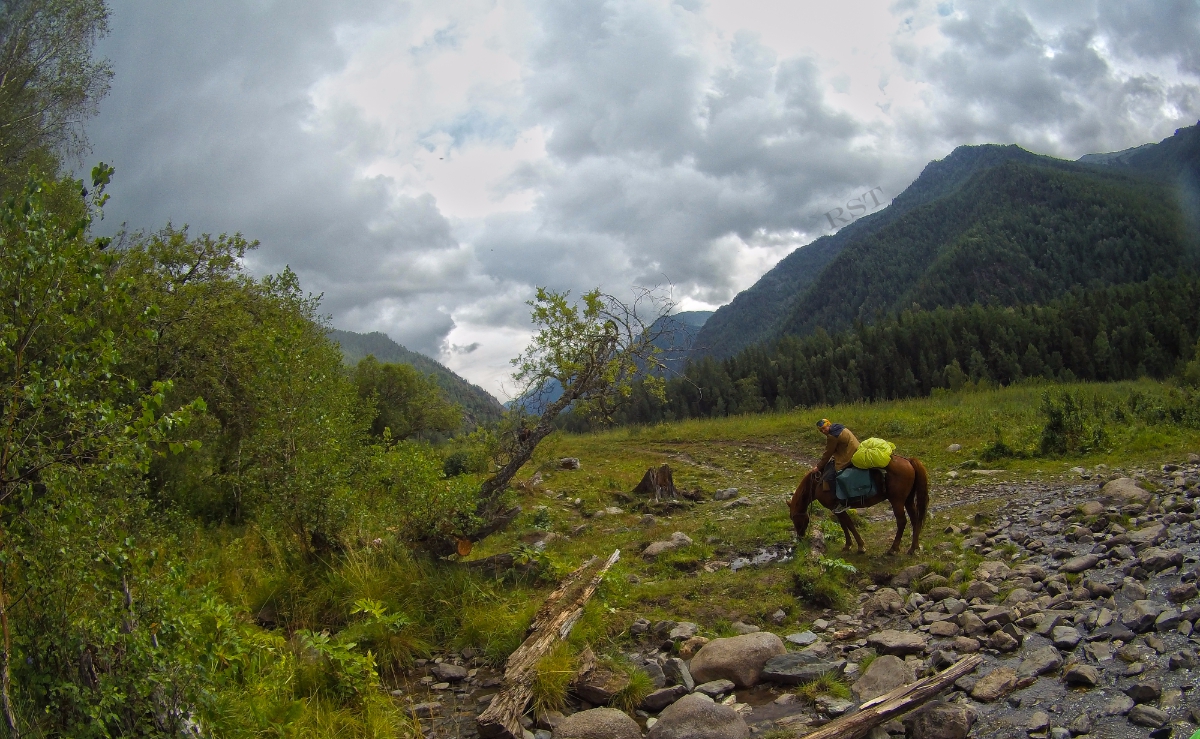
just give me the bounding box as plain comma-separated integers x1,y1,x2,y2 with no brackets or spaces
690,144,1060,359
330,329,504,425
694,125,1200,359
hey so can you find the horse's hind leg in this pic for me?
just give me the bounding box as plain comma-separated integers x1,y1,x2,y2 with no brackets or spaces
888,499,908,555
838,512,866,553
904,491,922,554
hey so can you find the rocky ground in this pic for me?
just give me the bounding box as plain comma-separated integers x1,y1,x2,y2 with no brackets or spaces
400,456,1200,739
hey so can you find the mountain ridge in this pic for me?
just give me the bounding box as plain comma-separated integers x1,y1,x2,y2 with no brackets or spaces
329,329,505,426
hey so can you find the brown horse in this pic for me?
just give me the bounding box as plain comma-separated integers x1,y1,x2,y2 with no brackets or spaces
788,456,930,555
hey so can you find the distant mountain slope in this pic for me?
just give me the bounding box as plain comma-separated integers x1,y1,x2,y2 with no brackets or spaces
650,310,712,376
777,156,1196,338
691,144,1055,360
329,329,505,426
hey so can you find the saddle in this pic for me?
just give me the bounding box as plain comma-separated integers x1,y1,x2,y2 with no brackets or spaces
834,467,886,503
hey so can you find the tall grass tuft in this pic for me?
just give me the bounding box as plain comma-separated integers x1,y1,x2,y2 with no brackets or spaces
531,643,578,714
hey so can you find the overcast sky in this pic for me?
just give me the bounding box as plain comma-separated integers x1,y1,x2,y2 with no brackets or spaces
86,0,1200,398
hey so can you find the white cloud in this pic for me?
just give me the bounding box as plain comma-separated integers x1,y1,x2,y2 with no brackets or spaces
87,0,1200,398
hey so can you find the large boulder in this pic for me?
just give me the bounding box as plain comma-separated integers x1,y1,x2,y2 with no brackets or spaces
866,630,928,656
902,701,977,739
646,693,749,739
689,632,786,688
554,708,640,739
851,655,914,702
1099,478,1151,505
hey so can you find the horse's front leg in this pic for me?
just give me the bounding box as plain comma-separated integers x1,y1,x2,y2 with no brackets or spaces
839,519,853,552
835,512,864,553
887,499,908,555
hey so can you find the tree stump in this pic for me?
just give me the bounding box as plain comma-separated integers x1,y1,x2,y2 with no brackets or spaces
633,464,676,501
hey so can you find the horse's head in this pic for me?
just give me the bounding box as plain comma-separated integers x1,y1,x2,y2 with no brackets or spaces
788,470,817,540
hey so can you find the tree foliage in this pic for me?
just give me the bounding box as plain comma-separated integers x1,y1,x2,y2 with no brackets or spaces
609,275,1200,425
0,0,112,186
352,355,462,441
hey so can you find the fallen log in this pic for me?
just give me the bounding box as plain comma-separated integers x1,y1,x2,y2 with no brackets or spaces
476,550,621,739
800,654,983,739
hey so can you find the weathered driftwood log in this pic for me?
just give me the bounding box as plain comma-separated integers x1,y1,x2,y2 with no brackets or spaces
801,654,983,739
633,464,676,501
476,550,621,739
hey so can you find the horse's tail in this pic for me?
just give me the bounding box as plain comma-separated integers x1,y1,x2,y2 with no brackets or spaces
911,457,930,530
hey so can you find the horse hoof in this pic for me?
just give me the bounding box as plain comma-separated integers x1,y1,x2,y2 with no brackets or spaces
857,548,866,555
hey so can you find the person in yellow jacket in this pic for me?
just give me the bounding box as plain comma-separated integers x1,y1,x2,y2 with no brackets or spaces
812,418,859,513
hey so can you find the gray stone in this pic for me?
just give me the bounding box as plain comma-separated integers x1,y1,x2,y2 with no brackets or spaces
866,629,929,656
761,652,843,685
1121,600,1164,633
643,532,694,560
929,620,960,637
816,696,854,716
712,488,739,501
890,564,928,587
1168,649,1198,670
662,657,694,692
902,700,976,739
771,609,787,625
641,661,667,689
574,665,630,705
863,588,905,616
1062,663,1100,687
1155,608,1183,631
851,655,914,702
688,632,786,688
411,702,440,718
1003,588,1035,605
668,622,699,641
988,630,1019,653
1101,694,1135,716
431,663,468,682
639,685,688,712
646,693,749,739
928,586,958,602
1138,547,1183,573
1051,626,1083,650
554,708,640,739
1068,712,1092,735
558,457,581,470
1126,704,1168,728
1123,680,1161,704
694,679,735,699
1018,645,1063,678
1027,711,1051,732
1127,523,1167,546
730,621,759,635
1100,478,1151,505
964,580,999,600
1168,582,1198,602
785,631,818,646
1060,555,1100,574
969,667,1018,702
